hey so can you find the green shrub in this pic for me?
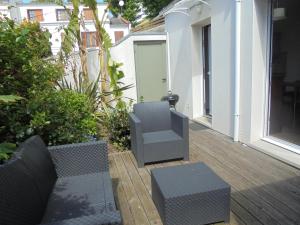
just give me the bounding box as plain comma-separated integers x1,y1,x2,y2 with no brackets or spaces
102,103,132,151
0,18,63,144
29,89,98,146
0,19,60,98
0,18,99,157
0,143,16,164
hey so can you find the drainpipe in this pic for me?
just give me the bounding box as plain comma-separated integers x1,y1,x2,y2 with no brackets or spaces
166,31,172,91
234,0,241,142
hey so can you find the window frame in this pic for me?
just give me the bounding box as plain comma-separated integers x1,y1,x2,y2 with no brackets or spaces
114,31,124,43
83,8,95,20
56,9,70,21
81,31,99,48
27,9,44,22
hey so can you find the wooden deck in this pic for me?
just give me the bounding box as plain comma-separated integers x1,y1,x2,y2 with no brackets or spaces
108,122,300,225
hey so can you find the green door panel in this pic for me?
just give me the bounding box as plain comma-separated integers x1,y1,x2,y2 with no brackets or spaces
134,41,167,102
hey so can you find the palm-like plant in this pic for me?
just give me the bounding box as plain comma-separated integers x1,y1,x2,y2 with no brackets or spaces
55,0,132,111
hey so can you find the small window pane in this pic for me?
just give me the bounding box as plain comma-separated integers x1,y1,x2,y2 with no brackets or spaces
56,9,70,21
27,9,43,22
83,8,94,20
114,31,124,42
82,32,98,48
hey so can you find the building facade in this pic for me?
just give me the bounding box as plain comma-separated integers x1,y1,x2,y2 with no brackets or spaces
163,0,300,167
1,0,130,55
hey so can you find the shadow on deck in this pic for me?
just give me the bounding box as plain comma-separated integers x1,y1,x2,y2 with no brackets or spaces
108,122,300,225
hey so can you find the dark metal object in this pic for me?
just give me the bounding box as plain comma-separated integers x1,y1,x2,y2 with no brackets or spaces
0,136,122,225
151,163,231,225
129,101,189,168
161,91,179,110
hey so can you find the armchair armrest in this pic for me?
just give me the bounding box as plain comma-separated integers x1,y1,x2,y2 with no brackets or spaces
171,111,189,160
129,113,144,167
171,111,189,138
48,141,108,178
39,211,122,225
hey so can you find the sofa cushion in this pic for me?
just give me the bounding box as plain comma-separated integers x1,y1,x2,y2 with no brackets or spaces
42,172,116,223
134,101,171,133
16,135,57,206
0,158,44,225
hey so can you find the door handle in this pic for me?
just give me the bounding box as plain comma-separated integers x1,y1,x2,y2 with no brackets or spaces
162,78,167,82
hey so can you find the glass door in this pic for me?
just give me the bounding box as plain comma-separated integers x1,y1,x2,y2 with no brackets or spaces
267,0,300,151
203,25,212,116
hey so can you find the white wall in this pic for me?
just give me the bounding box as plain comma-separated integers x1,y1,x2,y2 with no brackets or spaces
210,0,235,136
107,25,130,43
0,5,10,18
165,0,235,137
164,0,272,140
110,33,167,103
239,0,270,143
165,12,193,117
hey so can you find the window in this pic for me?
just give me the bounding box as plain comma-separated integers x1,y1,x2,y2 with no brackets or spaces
114,31,124,43
82,32,99,48
56,9,70,21
27,9,44,22
83,8,94,20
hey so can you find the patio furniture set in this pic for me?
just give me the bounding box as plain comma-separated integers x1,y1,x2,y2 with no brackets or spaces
0,101,230,225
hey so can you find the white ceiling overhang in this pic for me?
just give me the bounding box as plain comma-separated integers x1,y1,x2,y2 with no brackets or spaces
164,0,210,16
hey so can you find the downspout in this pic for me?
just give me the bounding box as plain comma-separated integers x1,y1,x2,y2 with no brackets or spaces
234,0,242,142
166,31,172,91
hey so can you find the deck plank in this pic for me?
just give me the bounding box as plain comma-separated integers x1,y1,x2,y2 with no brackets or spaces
121,152,163,225
189,144,284,225
114,154,151,225
190,129,300,223
109,155,136,225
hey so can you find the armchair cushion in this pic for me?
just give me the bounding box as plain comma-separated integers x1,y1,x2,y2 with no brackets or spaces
143,130,184,163
143,130,182,144
134,101,171,132
42,172,116,224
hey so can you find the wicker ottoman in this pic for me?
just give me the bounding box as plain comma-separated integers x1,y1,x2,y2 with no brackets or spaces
151,162,230,225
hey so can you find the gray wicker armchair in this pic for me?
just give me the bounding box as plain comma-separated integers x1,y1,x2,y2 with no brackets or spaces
0,136,122,225
129,101,189,167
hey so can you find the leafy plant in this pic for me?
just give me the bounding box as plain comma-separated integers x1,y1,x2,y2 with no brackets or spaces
29,89,98,146
0,18,59,98
100,101,132,150
107,60,133,109
0,95,23,103
0,18,63,145
58,0,133,110
0,143,16,164
0,95,19,163
0,18,99,161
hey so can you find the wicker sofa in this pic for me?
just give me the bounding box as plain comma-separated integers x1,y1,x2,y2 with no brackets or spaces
0,136,121,225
